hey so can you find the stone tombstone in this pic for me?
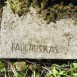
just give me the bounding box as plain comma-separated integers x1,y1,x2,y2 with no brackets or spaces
0,5,77,59
0,18,1,51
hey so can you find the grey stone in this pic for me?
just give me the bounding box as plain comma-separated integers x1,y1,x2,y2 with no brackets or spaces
0,31,1,51
0,18,1,51
1,5,77,59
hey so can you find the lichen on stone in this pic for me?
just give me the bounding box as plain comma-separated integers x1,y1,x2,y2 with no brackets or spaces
74,18,77,25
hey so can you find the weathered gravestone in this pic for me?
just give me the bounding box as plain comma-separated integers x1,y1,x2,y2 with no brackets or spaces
0,5,77,59
0,18,1,51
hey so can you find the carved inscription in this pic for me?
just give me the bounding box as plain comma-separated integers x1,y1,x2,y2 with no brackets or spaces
12,43,58,53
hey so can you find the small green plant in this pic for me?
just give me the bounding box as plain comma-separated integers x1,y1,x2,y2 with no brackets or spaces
1,59,77,77
0,60,5,71
46,63,77,77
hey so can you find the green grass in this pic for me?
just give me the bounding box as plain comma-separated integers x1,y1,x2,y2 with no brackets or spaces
0,59,77,77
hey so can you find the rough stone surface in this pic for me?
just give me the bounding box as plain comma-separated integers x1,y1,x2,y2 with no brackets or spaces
1,5,77,59
0,18,1,53
0,31,1,51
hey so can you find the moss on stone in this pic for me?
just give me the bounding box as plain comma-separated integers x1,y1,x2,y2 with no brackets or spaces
1,0,77,23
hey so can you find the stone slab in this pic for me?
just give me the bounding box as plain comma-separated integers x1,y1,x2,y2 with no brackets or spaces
0,5,77,59
0,18,1,53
